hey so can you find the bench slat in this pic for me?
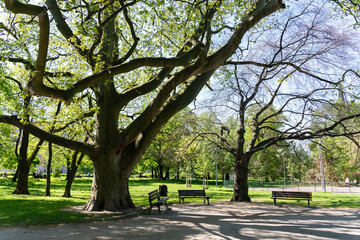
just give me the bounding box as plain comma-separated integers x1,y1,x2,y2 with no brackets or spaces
178,190,211,205
154,197,170,206
272,191,312,208
148,189,170,213
272,191,312,198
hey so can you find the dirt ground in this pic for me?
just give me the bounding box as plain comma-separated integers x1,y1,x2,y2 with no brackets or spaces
1,202,360,240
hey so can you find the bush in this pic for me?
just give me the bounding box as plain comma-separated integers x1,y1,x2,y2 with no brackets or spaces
53,168,62,178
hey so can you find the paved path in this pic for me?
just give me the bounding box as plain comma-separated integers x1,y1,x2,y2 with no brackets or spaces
250,186,360,194
1,202,360,240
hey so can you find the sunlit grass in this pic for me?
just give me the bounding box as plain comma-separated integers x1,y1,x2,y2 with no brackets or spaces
0,177,359,226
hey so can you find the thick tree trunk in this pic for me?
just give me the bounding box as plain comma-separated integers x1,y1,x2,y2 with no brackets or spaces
231,156,251,202
13,161,31,194
82,78,135,211
11,166,18,182
81,112,136,210
12,137,44,194
225,173,230,180
80,14,136,211
83,153,135,211
63,151,84,197
159,163,164,180
165,168,169,180
13,131,30,194
63,167,77,198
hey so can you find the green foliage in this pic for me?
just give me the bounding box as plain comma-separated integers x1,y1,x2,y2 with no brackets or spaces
309,101,360,181
250,149,282,182
137,108,199,178
52,167,62,178
0,124,17,169
308,136,360,182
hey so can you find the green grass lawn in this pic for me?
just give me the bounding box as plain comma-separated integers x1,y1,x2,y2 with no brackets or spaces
0,177,359,227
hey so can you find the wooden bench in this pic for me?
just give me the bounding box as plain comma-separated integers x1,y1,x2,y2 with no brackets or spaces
148,189,170,214
272,191,312,207
178,189,211,205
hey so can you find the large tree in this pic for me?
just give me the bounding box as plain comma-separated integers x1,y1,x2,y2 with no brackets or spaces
0,0,286,211
198,0,360,201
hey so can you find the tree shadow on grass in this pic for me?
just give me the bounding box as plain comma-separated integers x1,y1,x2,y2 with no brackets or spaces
0,198,89,226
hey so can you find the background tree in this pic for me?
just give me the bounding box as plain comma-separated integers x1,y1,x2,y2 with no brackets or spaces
140,110,193,179
249,147,283,183
63,148,87,197
307,100,360,182
198,0,360,201
1,76,46,194
286,144,312,184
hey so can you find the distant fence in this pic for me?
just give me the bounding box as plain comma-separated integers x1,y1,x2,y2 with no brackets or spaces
223,180,360,194
223,180,234,189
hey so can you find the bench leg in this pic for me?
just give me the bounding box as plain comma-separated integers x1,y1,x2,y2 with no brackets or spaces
274,198,276,206
157,205,161,214
164,201,169,209
308,199,310,208
148,205,152,213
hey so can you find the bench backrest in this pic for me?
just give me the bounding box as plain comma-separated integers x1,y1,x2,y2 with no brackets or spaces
149,189,160,203
178,189,206,197
272,191,312,198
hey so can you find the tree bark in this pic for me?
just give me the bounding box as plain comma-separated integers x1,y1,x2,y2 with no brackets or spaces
165,168,170,180
63,168,77,198
13,131,30,194
45,142,52,196
13,159,31,194
83,152,135,211
11,166,18,182
12,134,44,194
158,162,164,180
63,151,85,197
176,163,180,180
232,155,251,202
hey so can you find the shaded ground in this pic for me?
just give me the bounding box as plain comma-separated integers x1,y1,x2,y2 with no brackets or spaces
1,202,359,239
